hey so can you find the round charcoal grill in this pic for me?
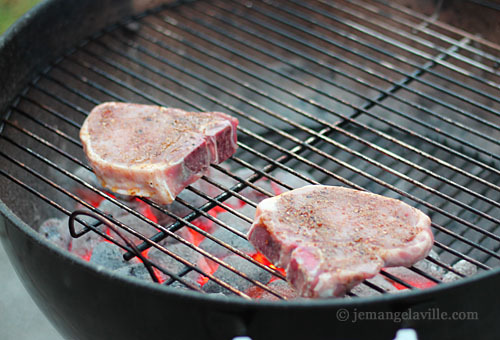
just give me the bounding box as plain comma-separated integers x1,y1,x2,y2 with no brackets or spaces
1,0,499,339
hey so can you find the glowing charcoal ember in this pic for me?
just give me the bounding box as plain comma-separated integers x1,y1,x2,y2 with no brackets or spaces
113,213,159,244
148,243,203,282
249,280,299,301
98,197,197,247
111,197,172,226
164,210,213,241
192,214,215,233
383,267,438,289
251,252,286,277
178,214,216,249
72,167,103,206
199,227,255,258
350,285,382,296
210,166,249,191
37,212,108,259
95,199,130,219
148,243,202,271
214,204,256,234
382,250,444,291
163,183,214,232
350,275,400,296
225,169,315,208
195,165,234,198
170,186,209,216
227,169,315,207
157,227,198,247
225,168,273,207
89,242,129,270
413,250,445,280
43,162,443,295
38,217,71,250
70,215,105,260
152,211,175,228
442,260,477,283
239,181,273,205
136,200,158,224
202,255,272,295
196,257,220,287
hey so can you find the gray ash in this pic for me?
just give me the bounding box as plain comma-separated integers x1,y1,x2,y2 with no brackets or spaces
224,168,271,207
442,260,478,283
114,263,151,281
203,255,272,295
38,164,474,301
413,250,446,279
89,242,129,271
168,278,200,291
270,169,316,193
70,214,104,259
199,228,255,259
113,213,159,244
214,203,256,234
255,280,299,301
38,218,71,250
148,243,203,283
95,199,130,219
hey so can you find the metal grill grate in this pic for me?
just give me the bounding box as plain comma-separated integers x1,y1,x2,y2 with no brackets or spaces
1,0,499,300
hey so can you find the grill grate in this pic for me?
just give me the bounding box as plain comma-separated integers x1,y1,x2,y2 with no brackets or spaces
1,0,499,300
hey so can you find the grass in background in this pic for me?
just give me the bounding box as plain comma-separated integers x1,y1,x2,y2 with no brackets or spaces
0,0,41,34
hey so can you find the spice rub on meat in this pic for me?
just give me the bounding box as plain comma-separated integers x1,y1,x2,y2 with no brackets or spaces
247,185,433,298
80,102,238,204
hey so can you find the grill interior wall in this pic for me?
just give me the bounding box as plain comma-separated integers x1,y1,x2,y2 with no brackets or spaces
1,0,499,298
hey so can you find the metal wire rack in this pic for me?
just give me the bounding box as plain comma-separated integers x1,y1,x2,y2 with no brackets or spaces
1,0,499,300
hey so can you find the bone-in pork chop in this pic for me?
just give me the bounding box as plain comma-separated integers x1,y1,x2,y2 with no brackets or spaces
247,185,433,298
80,102,238,204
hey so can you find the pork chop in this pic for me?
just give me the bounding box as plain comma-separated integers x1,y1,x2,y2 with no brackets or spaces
80,102,238,204
247,185,433,298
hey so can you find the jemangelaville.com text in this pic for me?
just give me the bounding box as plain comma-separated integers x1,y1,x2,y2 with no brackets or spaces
335,307,479,323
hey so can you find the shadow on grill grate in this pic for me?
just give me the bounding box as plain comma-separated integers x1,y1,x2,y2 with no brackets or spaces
1,0,499,301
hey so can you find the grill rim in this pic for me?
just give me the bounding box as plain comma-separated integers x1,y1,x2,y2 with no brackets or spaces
0,0,184,114
1,0,499,308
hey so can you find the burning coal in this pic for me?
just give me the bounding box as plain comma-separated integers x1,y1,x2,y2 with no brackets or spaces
37,165,475,300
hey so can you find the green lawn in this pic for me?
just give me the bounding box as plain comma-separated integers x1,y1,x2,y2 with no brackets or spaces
0,0,42,34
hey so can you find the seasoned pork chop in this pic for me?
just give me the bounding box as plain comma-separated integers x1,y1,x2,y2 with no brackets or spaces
247,185,433,298
80,102,238,204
